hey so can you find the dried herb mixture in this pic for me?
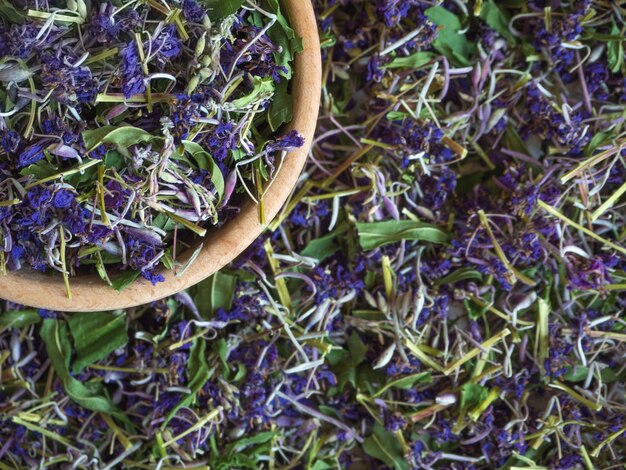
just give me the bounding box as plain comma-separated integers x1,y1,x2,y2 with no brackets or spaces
1,0,626,469
0,0,303,290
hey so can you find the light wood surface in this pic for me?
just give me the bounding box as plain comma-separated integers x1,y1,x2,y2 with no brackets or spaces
0,0,322,312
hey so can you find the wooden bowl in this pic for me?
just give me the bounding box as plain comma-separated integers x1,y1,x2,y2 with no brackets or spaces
0,0,321,312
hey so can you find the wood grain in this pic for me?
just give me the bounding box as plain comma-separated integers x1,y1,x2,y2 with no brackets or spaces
0,0,322,312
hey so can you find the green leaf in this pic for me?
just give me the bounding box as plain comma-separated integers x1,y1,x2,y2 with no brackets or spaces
0,0,25,22
386,111,410,121
19,159,58,179
356,220,448,251
230,77,275,108
348,332,368,366
231,148,248,162
68,312,128,374
264,0,303,80
463,298,489,320
268,80,293,132
214,338,230,376
479,1,515,42
40,319,130,422
318,405,343,420
425,7,476,66
82,125,120,149
460,383,489,409
104,150,125,170
111,269,141,292
310,461,334,470
182,141,225,199
169,148,194,166
327,342,384,393
434,268,483,286
233,362,247,382
357,364,386,395
600,367,622,383
164,338,210,424
152,213,178,231
201,0,245,19
563,365,588,382
192,271,238,319
94,252,112,286
363,422,410,470
327,349,356,391
499,444,543,470
0,309,40,328
607,22,624,74
326,348,348,366
225,431,278,457
504,124,530,155
65,161,101,188
82,125,154,150
300,226,347,261
384,52,436,69
584,131,610,156
374,372,432,397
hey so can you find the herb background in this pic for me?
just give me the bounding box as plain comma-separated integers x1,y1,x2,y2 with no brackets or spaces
1,0,626,469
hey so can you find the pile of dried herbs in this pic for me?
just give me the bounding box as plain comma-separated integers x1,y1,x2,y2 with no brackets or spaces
1,0,626,468
0,0,303,289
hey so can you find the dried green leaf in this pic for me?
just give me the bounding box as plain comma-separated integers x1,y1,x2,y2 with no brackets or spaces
0,309,40,328
40,319,130,422
164,337,210,424
479,1,515,42
384,52,436,69
111,270,141,292
82,126,154,150
225,431,278,457
425,7,476,66
300,226,347,261
265,0,303,80
192,271,238,319
435,268,483,286
230,77,275,108
268,80,293,132
356,220,448,251
373,372,432,397
607,22,624,74
348,332,368,366
20,159,57,179
460,383,489,409
183,140,225,199
201,0,245,19
363,422,410,470
0,0,25,22
68,311,128,374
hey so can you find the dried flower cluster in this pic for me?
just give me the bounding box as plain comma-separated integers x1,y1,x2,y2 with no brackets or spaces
1,0,626,469
0,0,303,290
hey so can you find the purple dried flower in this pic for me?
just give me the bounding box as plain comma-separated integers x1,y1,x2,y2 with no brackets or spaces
5,23,40,59
18,145,45,168
152,25,182,60
208,122,237,163
51,190,75,209
41,55,100,105
120,42,146,98
181,0,206,23
1,130,21,155
377,0,416,28
267,130,305,153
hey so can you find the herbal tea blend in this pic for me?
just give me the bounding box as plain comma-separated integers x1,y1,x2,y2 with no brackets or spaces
2,0,626,468
0,0,303,291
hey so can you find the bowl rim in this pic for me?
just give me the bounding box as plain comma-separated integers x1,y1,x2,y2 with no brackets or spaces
0,0,322,312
